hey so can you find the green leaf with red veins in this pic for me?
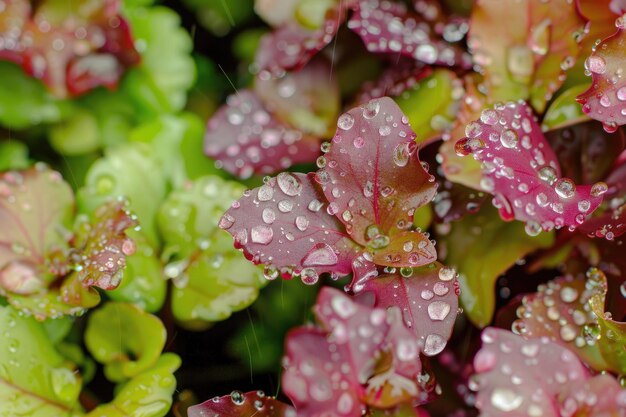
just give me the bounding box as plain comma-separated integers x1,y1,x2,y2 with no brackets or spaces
85,301,167,382
254,58,340,137
456,101,606,234
360,262,459,358
512,275,610,371
586,267,626,373
577,16,626,133
0,0,140,97
0,165,73,296
439,205,554,328
318,97,437,258
468,0,586,112
188,390,294,417
72,200,137,291
471,328,626,417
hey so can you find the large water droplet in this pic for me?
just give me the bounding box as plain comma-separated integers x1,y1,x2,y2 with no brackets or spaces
302,243,338,266
337,113,355,130
490,388,523,411
428,301,451,321
251,225,274,244
554,178,575,199
277,173,302,196
423,334,446,356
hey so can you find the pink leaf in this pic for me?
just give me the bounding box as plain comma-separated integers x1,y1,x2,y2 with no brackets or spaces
318,97,437,246
360,263,458,357
188,391,294,417
347,0,471,68
472,328,626,417
455,101,606,235
204,90,321,179
577,16,626,133
0,0,140,97
282,287,424,416
219,172,362,284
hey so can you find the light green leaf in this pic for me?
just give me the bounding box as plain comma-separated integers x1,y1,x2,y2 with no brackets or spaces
439,205,554,327
0,62,70,129
541,84,590,130
158,176,266,323
85,353,180,417
0,141,30,171
182,0,254,36
84,302,166,382
0,305,82,416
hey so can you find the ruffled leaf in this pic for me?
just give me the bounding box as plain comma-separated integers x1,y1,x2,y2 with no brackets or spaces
472,328,626,417
577,15,626,132
85,301,166,382
220,172,362,284
456,101,605,234
0,305,81,415
360,262,459,357
85,353,180,417
347,0,470,68
158,176,266,323
439,205,554,327
468,0,586,112
188,390,294,417
0,0,140,97
204,90,321,179
319,97,437,247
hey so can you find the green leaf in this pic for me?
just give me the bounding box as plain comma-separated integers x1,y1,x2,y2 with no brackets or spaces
108,232,167,313
0,62,70,129
84,301,166,382
49,109,101,155
78,143,168,247
541,84,590,130
123,6,196,114
587,268,626,374
439,205,554,327
85,353,180,417
182,0,254,36
0,305,81,416
395,69,459,142
158,176,266,324
0,141,30,171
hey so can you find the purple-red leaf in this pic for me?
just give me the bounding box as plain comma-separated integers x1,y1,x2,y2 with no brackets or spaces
360,262,459,357
347,0,470,68
0,0,140,97
456,101,606,234
204,90,321,178
188,391,294,417
577,16,626,133
472,328,626,417
318,97,437,245
282,287,426,417
219,172,362,284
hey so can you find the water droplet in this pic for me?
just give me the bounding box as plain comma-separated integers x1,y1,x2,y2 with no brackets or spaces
219,214,235,229
554,178,575,199
537,166,558,185
308,199,323,212
465,121,483,138
353,136,365,148
262,208,276,224
300,268,319,285
617,87,626,101
480,109,499,125
500,129,518,148
302,243,338,266
331,295,357,318
438,266,456,281
393,143,411,167
257,185,274,201
251,225,273,245
423,334,446,356
428,301,451,321
337,392,354,415
231,390,245,405
379,125,391,136
559,286,578,303
362,101,380,119
277,173,302,196
295,215,309,231
585,55,606,74
278,200,294,213
490,388,523,411
591,182,608,197
559,324,577,342
578,200,590,213
337,113,355,130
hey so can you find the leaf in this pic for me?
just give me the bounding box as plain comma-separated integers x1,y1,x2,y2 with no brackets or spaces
468,0,586,112
512,275,610,371
123,5,196,113
188,390,294,417
220,172,363,284
0,165,73,296
0,61,71,129
85,353,180,417
541,84,590,130
472,328,626,417
319,97,437,246
204,89,321,179
361,262,459,357
439,205,553,327
182,0,254,36
347,0,470,68
254,58,340,137
0,305,82,416
456,101,606,234
0,0,140,97
586,267,626,374
283,287,424,416
78,143,168,247
84,301,166,382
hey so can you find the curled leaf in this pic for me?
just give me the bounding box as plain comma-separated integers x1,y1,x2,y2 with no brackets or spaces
456,101,605,234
